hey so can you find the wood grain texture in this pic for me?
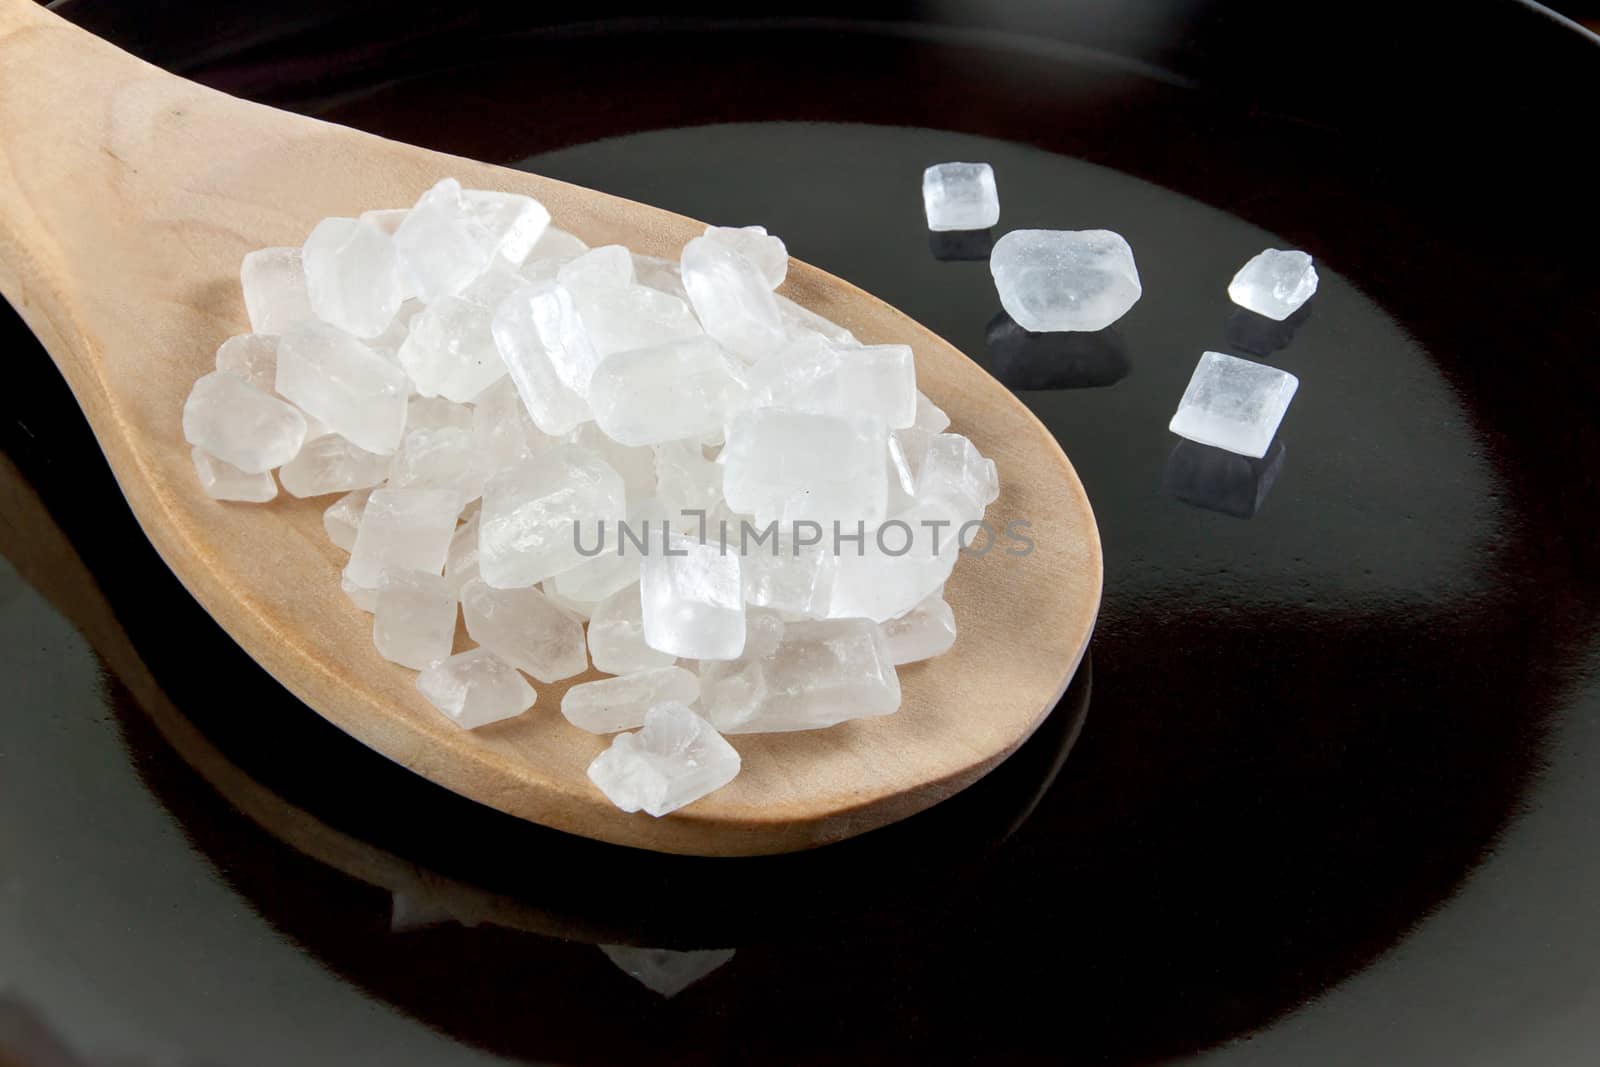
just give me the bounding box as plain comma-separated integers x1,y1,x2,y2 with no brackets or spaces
0,0,1101,855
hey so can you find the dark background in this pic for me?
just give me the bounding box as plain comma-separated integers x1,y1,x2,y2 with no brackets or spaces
3,2,1600,1065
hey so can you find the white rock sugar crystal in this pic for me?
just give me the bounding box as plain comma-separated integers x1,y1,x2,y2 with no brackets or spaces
562,666,702,733
588,583,678,675
680,235,786,359
1228,248,1318,321
190,448,277,503
373,570,457,669
641,536,746,661
460,579,588,682
586,703,741,816
417,648,536,729
922,162,1000,232
187,182,1008,818
478,445,625,588
703,225,787,288
722,409,888,526
990,228,1141,332
214,334,279,392
240,247,314,334
344,487,462,590
275,322,409,454
700,618,901,734
1169,351,1299,459
182,371,306,473
590,337,745,446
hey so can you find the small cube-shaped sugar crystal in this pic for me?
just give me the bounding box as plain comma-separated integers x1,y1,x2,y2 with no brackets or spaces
640,536,745,660
460,579,588,682
1168,351,1299,459
722,409,887,526
478,446,625,588
373,571,457,669
275,322,409,455
1228,249,1318,321
182,371,306,473
302,217,404,338
586,703,740,816
239,247,314,334
922,162,1000,231
416,648,535,729
990,229,1142,333
344,488,462,590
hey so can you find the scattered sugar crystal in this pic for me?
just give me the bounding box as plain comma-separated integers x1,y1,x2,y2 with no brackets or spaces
741,536,836,618
417,648,535,729
1228,249,1318,321
397,294,509,402
562,666,701,733
324,489,370,551
723,409,887,526
587,703,740,816
922,162,1000,232
373,570,457,669
590,337,745,446
182,371,307,473
747,337,916,429
641,535,745,660
704,225,787,288
460,578,588,682
491,284,594,434
990,229,1141,332
879,593,957,665
302,217,404,338
700,618,900,734
588,583,677,674
827,495,965,622
1169,351,1299,459
478,445,625,588
344,487,462,589
393,178,495,303
240,247,314,334
574,285,703,359
775,293,858,346
214,334,279,392
558,245,635,290
681,235,787,360
190,447,277,503
275,322,409,454
279,434,392,498
916,432,999,523
445,511,481,595
461,188,551,265
388,426,490,501
471,377,547,467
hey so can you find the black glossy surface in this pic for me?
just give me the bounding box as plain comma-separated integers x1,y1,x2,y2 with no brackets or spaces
4,2,1600,1064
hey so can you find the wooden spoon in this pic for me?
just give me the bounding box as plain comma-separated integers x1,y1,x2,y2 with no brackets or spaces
0,0,1101,855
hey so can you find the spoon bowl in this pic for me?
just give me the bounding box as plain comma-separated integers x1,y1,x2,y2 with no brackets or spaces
0,0,1100,855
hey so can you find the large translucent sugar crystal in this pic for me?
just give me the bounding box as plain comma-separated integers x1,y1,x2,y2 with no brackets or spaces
588,583,678,675
182,371,307,473
397,291,509,403
323,489,370,551
826,495,966,622
461,188,551,266
472,377,548,468
393,178,497,303
775,292,857,346
641,536,745,660
1168,351,1299,459
416,648,535,729
586,702,741,816
478,445,625,588
747,336,916,429
278,434,392,498
343,487,462,590
589,337,745,447
240,247,315,334
1228,249,1318,321
190,448,277,503
548,497,666,605
373,570,457,669
680,235,786,360
574,285,703,360
214,334,280,392
990,229,1141,332
561,666,701,733
878,593,957,665
460,578,588,682
490,284,594,435
301,217,404,338
741,535,836,618
703,225,787,288
654,439,723,519
722,409,888,526
916,433,1000,524
921,162,1000,231
557,245,635,290
388,426,490,502
699,618,901,734
275,322,409,454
